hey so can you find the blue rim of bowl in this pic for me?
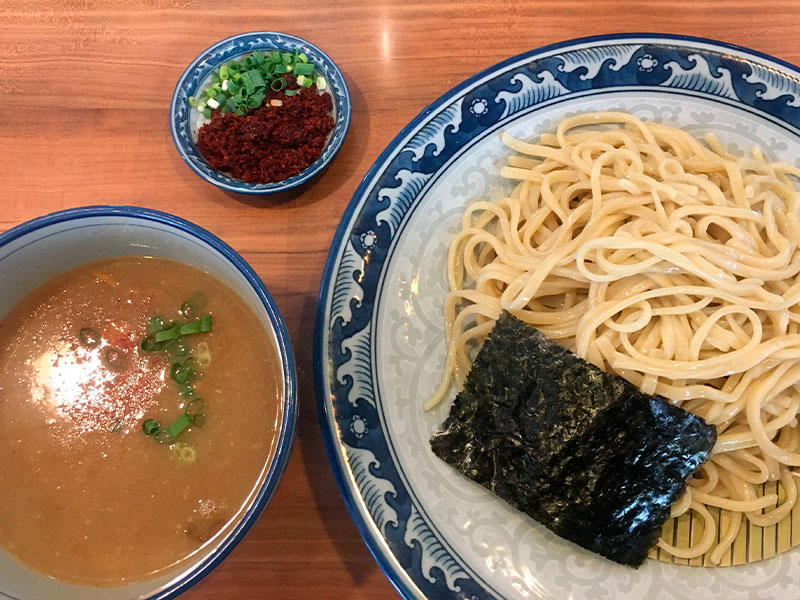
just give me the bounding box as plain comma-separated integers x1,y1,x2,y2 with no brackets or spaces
0,205,297,600
169,31,352,195
313,33,800,600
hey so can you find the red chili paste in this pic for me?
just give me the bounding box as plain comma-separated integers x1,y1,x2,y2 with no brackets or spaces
196,86,334,184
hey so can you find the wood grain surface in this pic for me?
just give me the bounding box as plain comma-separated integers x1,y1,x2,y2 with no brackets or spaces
2,1,800,598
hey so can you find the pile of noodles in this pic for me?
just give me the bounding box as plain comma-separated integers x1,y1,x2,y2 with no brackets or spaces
426,111,800,564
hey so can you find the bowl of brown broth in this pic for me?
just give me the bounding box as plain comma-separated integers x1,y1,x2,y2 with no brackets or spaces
0,206,296,599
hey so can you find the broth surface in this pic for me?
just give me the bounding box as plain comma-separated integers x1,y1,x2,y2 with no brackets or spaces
0,257,282,584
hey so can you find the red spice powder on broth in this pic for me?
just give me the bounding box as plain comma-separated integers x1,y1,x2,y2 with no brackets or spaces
196,86,334,184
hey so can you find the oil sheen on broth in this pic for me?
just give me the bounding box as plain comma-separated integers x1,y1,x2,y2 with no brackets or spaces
0,257,281,585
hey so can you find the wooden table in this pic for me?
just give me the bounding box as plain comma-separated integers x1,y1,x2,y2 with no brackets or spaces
2,1,800,598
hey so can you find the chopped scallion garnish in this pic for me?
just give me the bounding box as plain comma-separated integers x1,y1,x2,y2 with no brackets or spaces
185,398,205,416
170,361,192,384
188,49,327,115
270,77,287,92
246,69,265,88
179,321,202,335
139,297,214,450
140,334,157,352
167,413,192,438
155,328,180,343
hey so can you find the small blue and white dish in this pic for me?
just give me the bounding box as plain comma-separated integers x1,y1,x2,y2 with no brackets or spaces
0,206,297,600
170,31,351,195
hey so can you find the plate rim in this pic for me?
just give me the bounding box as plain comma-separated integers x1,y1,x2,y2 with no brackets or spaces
313,33,800,600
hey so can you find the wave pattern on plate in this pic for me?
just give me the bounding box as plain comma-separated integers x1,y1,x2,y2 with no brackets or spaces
317,35,800,600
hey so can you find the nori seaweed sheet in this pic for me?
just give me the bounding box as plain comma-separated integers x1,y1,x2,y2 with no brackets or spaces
430,312,717,566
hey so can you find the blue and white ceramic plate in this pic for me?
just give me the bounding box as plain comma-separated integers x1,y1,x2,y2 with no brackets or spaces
170,31,351,194
314,35,800,600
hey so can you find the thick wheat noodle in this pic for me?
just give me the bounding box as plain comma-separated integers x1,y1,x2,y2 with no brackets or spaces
425,111,800,564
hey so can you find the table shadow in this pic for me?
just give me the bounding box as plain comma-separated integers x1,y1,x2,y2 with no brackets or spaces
294,291,388,589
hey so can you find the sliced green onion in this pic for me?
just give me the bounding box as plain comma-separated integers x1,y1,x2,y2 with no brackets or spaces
245,95,259,109
179,321,201,335
270,77,287,92
190,414,206,428
241,71,255,95
185,398,206,416
179,383,194,398
142,418,160,435
246,69,265,89
301,76,313,88
140,334,157,352
167,413,192,438
148,316,165,332
154,429,172,445
170,362,193,384
155,327,180,343
284,89,299,96
294,63,314,76
200,315,213,332
103,347,127,371
168,340,189,358
190,49,324,114
79,327,101,348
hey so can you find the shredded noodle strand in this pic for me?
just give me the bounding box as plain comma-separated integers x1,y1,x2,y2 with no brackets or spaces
426,112,800,564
